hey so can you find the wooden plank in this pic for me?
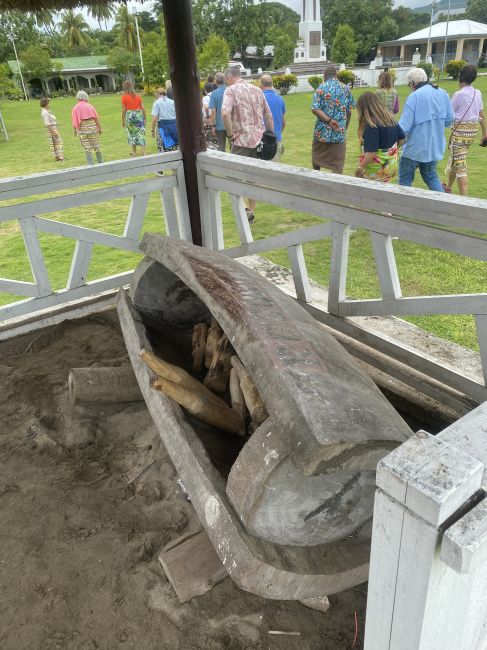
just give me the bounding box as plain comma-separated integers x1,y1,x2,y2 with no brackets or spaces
0,177,175,224
222,222,332,259
441,498,487,573
370,232,402,300
66,241,93,290
475,315,487,385
338,294,487,318
123,193,150,240
19,216,51,298
197,167,213,249
229,194,253,245
0,271,132,321
205,173,487,262
174,163,192,242
287,244,312,302
364,490,406,650
0,151,182,201
33,217,141,252
208,188,224,250
160,188,180,238
158,529,227,603
198,150,487,234
0,278,39,298
328,222,350,315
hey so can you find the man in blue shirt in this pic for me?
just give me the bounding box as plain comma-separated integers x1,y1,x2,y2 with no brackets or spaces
150,87,178,152
399,67,454,192
260,74,286,161
311,66,355,174
209,72,227,152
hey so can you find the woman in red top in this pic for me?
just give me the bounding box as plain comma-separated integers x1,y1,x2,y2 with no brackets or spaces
121,80,146,156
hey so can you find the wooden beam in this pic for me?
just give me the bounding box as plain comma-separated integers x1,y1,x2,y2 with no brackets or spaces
162,0,205,246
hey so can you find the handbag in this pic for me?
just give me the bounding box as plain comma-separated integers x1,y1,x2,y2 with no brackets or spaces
257,129,278,160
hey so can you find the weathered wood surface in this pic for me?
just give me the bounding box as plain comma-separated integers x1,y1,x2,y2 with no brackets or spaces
158,529,228,603
68,366,143,404
138,234,412,477
117,289,371,599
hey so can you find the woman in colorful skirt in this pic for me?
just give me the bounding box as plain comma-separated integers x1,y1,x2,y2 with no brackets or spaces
354,92,405,183
444,64,487,196
376,71,399,116
121,80,146,157
40,98,65,161
72,91,103,165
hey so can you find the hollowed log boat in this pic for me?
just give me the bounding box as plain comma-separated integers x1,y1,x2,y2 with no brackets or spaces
117,233,412,600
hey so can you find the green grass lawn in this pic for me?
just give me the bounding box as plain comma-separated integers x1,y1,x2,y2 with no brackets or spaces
0,79,486,351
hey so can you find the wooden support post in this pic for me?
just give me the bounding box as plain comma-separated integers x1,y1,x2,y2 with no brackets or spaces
364,430,486,650
162,0,205,246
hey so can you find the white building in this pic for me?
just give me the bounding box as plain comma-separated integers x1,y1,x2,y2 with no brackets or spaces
294,0,327,63
378,19,487,66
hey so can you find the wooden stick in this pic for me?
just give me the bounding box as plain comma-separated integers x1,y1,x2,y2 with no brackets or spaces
140,349,244,434
205,318,223,369
229,368,247,435
151,376,243,434
68,366,143,404
203,333,232,394
230,356,268,425
192,322,208,373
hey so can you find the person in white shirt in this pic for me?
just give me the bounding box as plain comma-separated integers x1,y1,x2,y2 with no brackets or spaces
40,97,65,161
150,88,178,152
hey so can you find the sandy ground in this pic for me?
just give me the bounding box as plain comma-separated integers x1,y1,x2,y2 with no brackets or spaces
0,309,366,650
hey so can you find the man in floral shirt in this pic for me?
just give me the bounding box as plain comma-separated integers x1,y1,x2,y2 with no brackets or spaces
222,66,274,222
311,66,355,174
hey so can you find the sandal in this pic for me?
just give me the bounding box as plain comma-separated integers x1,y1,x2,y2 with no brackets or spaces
442,183,451,193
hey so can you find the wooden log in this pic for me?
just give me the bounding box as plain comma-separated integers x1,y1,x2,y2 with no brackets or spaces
152,376,243,434
140,349,244,434
203,334,232,394
192,322,208,373
205,318,223,369
68,366,143,405
231,356,268,425
229,368,247,434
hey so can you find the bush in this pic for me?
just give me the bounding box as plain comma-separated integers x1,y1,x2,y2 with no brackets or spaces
308,75,322,90
272,73,298,95
142,82,159,95
416,61,433,80
445,59,467,80
337,69,355,86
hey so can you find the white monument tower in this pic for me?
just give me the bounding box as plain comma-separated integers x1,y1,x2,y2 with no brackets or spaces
294,0,327,63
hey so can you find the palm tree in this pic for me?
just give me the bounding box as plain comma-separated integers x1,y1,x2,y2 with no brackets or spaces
59,10,93,51
33,9,56,35
88,3,116,29
114,5,137,53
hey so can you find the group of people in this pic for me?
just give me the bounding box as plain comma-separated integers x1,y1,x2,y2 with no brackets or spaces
41,63,486,198
311,64,487,196
40,79,179,165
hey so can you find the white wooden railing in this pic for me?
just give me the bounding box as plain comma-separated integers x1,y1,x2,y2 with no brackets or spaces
0,152,190,329
197,150,487,402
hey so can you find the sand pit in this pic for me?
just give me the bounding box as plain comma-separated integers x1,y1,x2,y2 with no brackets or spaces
0,309,366,649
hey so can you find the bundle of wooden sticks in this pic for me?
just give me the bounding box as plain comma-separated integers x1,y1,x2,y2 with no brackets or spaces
139,318,268,436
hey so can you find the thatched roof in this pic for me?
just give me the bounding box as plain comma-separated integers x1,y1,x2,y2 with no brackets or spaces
0,0,119,10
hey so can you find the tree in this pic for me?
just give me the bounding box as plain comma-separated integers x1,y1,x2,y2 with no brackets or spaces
331,24,358,65
107,46,136,82
142,31,169,85
137,11,159,33
33,10,56,35
271,28,296,70
391,6,430,39
0,11,41,63
59,10,92,51
20,44,52,80
87,3,116,29
322,0,396,62
467,0,487,23
198,34,230,76
114,5,137,53
0,63,21,99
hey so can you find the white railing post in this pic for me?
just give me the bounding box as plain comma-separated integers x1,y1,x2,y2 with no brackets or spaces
328,222,350,315
364,429,486,650
287,244,312,302
19,216,52,298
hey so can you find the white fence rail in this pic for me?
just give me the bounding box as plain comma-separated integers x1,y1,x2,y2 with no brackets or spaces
0,152,190,325
197,150,487,401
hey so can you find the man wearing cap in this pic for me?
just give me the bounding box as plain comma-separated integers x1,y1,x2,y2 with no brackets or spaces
311,66,354,174
260,74,286,162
